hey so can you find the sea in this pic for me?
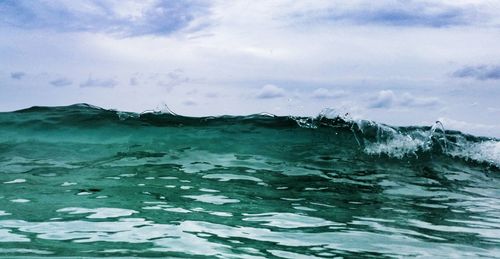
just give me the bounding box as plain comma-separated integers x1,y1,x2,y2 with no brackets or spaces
0,104,498,258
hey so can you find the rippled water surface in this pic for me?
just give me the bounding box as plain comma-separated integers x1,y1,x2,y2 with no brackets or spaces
0,104,499,258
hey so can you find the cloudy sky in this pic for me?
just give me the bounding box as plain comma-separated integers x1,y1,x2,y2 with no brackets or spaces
1,0,499,137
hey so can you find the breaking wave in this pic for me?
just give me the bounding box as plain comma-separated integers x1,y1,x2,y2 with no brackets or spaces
4,104,499,168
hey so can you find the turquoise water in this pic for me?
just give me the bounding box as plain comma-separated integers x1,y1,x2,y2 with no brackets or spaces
0,104,499,258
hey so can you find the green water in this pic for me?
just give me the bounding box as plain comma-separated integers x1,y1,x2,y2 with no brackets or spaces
0,104,499,258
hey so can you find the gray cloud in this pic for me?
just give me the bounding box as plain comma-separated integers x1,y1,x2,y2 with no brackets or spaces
340,5,465,27
256,84,286,99
129,77,138,86
452,65,500,80
183,99,197,106
80,77,117,88
205,92,219,98
0,0,210,37
50,77,72,87
157,70,190,90
292,1,487,28
10,72,26,80
369,90,440,109
369,90,396,108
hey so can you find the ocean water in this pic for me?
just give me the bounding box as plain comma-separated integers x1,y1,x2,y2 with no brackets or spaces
0,104,498,258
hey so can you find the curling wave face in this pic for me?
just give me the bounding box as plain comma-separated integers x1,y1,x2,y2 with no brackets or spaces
0,104,498,257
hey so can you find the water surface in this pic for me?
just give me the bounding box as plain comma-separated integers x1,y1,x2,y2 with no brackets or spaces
0,104,499,258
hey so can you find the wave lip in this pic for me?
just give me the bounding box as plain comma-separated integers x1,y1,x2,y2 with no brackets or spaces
291,109,500,167
448,140,500,166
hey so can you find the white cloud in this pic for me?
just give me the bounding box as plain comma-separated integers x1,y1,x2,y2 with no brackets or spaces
311,88,347,99
369,90,440,109
438,117,499,133
80,77,117,88
400,93,441,107
255,84,286,99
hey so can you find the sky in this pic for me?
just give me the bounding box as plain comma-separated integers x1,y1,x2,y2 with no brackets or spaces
0,0,499,137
